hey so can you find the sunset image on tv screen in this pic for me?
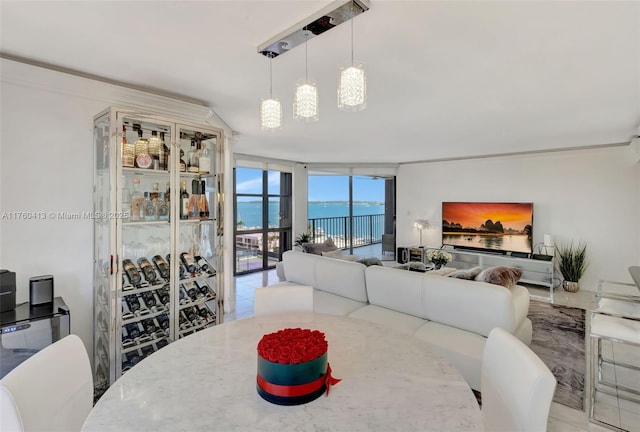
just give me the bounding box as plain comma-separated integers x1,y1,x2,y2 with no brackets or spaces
442,202,533,254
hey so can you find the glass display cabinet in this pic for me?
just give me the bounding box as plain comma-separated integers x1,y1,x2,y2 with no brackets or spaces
93,107,224,396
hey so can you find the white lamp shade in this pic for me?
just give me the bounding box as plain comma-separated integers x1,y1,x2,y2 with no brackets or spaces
260,98,282,130
293,81,319,121
543,234,554,247
338,64,366,111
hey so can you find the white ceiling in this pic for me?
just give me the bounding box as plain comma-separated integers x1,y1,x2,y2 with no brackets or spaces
1,1,639,164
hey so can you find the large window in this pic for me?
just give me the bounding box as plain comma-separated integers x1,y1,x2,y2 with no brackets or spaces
234,168,292,274
307,174,393,254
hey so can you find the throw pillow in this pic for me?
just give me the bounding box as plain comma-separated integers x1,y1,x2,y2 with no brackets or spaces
322,249,344,259
475,266,523,288
448,266,483,280
302,239,339,255
357,257,383,267
429,267,457,276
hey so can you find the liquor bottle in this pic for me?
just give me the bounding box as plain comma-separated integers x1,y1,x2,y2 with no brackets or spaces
156,192,169,221
144,192,156,221
137,257,157,284
179,149,187,172
123,259,142,287
150,182,160,200
180,252,197,273
188,180,200,219
187,139,199,173
161,132,169,171
199,180,209,219
180,181,189,220
198,142,210,174
130,178,145,221
121,125,135,168
152,255,170,279
148,131,162,169
165,182,171,205
124,294,141,314
195,255,215,276
134,127,152,169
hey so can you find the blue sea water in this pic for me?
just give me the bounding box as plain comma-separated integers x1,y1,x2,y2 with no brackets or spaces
237,201,384,235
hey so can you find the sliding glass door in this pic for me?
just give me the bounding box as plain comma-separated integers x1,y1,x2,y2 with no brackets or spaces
307,174,394,257
234,167,292,275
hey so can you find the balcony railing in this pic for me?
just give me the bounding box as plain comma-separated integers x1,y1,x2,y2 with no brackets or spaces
308,214,384,249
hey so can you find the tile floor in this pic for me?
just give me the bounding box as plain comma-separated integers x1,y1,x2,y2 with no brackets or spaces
226,246,638,432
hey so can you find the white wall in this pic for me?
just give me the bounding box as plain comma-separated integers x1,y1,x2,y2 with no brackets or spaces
0,59,233,358
396,147,640,292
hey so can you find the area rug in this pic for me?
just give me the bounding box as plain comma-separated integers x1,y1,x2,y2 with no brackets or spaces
527,300,585,411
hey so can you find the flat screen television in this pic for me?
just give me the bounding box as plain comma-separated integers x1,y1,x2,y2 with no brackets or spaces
442,202,533,255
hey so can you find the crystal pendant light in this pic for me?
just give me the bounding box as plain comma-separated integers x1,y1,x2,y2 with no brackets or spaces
260,53,282,131
294,31,319,122
338,2,366,111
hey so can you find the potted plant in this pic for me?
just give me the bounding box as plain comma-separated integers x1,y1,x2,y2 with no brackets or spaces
295,232,312,246
557,241,588,292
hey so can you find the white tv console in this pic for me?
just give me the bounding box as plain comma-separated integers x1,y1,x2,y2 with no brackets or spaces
429,248,556,302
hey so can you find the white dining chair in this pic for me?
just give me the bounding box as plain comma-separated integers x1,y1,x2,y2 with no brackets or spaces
0,334,93,432
481,327,557,432
254,285,314,316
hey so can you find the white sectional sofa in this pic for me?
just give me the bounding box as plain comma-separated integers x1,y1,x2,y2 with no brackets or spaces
271,250,533,391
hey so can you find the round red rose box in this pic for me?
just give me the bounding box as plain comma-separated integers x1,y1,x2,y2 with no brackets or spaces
256,328,338,406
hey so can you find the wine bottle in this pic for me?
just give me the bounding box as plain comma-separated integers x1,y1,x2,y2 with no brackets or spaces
183,307,197,322
195,255,215,276
123,259,142,286
185,283,198,301
124,294,141,313
157,314,170,330
180,252,197,273
134,126,151,169
188,180,200,219
166,254,185,279
179,149,187,172
155,287,170,305
141,290,157,308
137,257,157,284
180,181,189,220
141,318,156,334
125,322,141,339
199,180,209,219
156,338,169,349
196,305,210,318
161,133,169,171
144,192,156,221
194,280,209,296
152,255,170,279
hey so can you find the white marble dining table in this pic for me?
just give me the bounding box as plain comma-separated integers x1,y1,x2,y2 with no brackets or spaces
82,313,483,431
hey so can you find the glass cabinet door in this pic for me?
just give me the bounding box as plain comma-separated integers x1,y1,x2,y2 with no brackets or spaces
116,115,174,376
175,124,221,338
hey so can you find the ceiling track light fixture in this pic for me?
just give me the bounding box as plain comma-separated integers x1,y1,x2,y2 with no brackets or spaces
293,31,319,122
260,52,282,131
338,0,366,111
257,0,369,129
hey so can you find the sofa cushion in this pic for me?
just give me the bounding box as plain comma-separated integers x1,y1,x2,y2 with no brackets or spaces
301,238,337,255
364,266,426,318
475,266,522,288
313,290,366,316
315,257,368,302
509,285,531,336
414,321,486,390
281,250,319,287
421,274,517,336
448,266,482,280
356,257,383,267
349,305,427,335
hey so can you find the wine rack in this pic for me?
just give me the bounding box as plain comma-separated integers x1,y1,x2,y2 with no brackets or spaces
93,107,224,398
